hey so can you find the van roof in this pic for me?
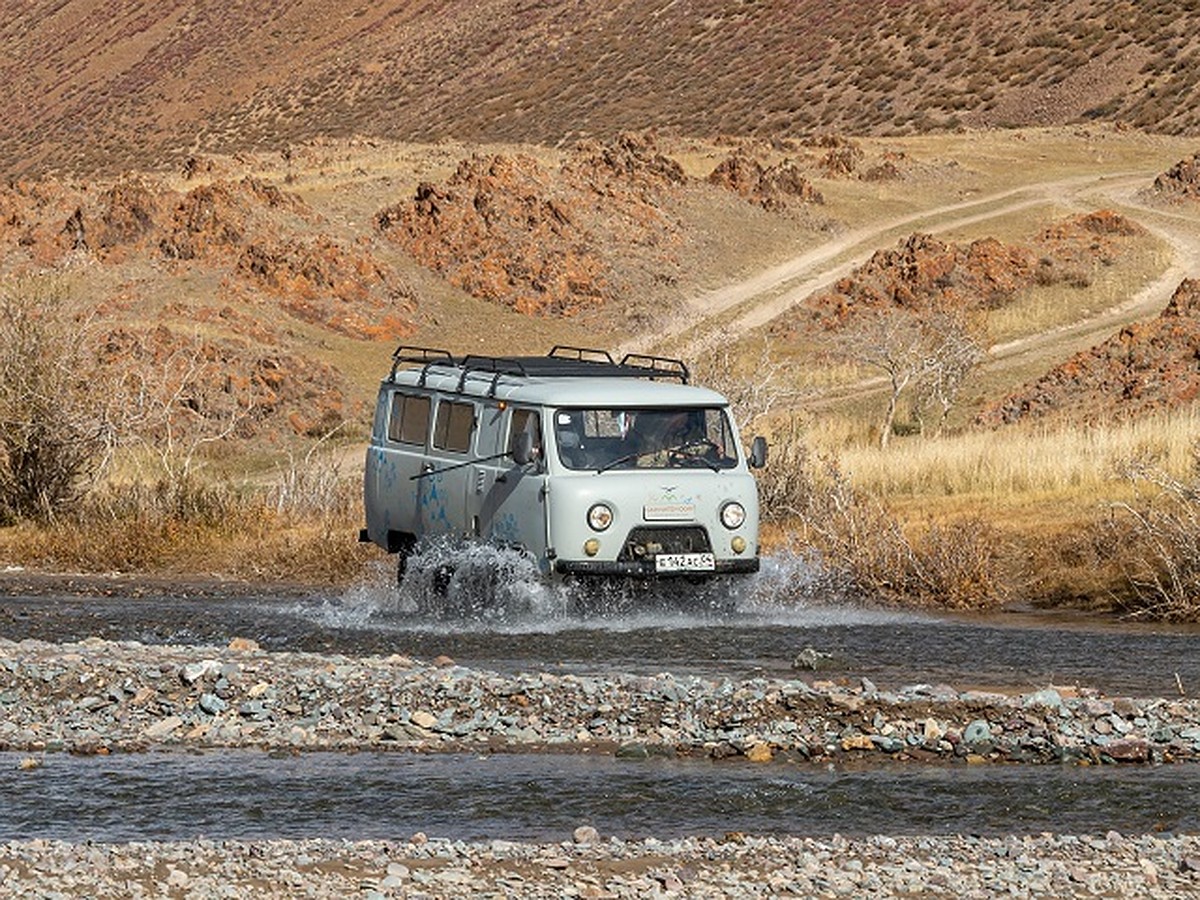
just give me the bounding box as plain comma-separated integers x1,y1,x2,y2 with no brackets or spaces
383,345,730,407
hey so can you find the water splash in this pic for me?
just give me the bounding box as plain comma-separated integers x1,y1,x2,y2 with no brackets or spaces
399,537,567,622
320,540,851,633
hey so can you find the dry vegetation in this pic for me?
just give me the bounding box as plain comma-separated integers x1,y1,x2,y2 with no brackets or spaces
3,1,1200,177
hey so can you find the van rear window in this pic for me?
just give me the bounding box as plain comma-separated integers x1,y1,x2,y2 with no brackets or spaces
433,400,475,453
387,393,430,445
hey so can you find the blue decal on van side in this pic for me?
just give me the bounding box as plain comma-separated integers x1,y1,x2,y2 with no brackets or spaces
491,511,520,544
419,471,451,532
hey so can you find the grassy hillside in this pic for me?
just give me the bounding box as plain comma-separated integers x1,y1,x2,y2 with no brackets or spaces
3,0,1200,177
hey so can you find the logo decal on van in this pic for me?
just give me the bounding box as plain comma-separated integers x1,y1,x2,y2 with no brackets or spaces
645,487,696,520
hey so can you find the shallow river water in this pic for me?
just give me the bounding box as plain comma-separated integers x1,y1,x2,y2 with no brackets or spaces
4,553,1200,696
4,551,1200,842
4,750,1199,843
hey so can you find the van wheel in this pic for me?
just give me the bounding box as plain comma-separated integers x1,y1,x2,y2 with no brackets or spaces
393,534,417,586
432,563,454,597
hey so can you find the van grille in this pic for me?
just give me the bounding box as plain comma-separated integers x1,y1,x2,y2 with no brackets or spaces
619,526,711,561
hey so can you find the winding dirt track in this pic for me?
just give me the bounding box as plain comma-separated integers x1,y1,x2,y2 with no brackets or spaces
624,171,1200,381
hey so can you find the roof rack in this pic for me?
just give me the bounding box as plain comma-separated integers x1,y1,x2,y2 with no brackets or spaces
386,344,691,394
390,345,454,382
548,345,616,364
619,352,689,384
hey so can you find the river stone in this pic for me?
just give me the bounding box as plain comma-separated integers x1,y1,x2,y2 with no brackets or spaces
963,720,992,745
792,647,834,671
410,710,438,730
745,742,773,762
144,716,183,739
1104,738,1150,762
616,742,650,759
1024,688,1064,711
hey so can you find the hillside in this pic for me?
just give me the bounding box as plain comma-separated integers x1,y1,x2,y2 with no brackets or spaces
2,1,1200,605
4,0,1200,178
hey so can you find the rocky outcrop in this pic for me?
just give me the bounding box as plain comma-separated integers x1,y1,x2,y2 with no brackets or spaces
783,211,1144,333
0,172,411,440
1150,152,1200,203
798,233,1036,328
97,324,360,438
708,153,824,209
979,279,1200,426
569,131,686,189
376,137,685,317
236,236,416,340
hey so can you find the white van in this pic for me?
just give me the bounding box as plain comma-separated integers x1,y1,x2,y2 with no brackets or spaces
360,346,766,585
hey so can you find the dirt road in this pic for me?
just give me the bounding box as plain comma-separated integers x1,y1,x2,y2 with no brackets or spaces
622,171,1200,377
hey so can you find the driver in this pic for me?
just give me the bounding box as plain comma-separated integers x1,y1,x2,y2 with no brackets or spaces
629,410,707,466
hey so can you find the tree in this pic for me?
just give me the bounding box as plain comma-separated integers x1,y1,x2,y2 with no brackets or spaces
0,276,122,521
821,303,985,448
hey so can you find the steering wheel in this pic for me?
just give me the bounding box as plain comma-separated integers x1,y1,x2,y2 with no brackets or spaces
668,438,722,466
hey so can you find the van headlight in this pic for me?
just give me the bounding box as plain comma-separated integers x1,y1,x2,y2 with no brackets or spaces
720,501,746,530
587,503,614,532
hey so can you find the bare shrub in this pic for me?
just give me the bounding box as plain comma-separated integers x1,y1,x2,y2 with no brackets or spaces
819,304,986,448
1106,446,1200,620
0,276,123,522
19,450,368,582
759,415,1010,609
267,428,356,522
688,336,802,436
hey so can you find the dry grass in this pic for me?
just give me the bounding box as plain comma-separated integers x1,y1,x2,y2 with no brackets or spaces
826,408,1200,499
768,408,1200,612
0,441,374,585
756,415,1013,610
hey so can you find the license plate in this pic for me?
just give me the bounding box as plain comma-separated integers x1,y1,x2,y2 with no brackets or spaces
655,552,715,573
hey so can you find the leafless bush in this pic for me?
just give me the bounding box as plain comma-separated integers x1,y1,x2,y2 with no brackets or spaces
818,303,986,448
266,425,358,523
1106,447,1200,620
0,276,124,522
689,336,802,436
759,415,1010,609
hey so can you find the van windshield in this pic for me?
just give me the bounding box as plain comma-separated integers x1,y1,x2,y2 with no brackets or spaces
553,407,738,471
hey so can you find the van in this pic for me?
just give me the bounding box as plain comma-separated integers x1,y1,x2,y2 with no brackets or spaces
360,345,767,587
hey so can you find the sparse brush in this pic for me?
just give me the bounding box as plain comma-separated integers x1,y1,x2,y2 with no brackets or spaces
760,415,1011,609
1104,444,1200,621
5,441,370,584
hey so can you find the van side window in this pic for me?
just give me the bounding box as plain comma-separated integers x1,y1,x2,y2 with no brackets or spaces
433,400,475,453
387,393,431,445
508,408,542,459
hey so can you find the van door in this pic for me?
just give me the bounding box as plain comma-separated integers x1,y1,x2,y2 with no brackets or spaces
366,388,431,544
467,403,505,537
420,397,476,537
481,407,549,568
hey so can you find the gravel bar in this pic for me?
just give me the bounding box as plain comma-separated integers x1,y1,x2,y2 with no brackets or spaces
4,832,1200,897
5,635,1200,896
2,637,1200,764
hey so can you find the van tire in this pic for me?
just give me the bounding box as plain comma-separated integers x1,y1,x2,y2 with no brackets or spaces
391,532,417,586
432,563,454,597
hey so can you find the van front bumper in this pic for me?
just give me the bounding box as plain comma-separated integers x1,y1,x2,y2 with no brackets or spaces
554,557,760,577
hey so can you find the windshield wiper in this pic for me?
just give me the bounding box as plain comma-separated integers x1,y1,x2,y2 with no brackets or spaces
595,450,639,473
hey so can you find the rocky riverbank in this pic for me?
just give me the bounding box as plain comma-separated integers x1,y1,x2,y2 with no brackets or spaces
4,831,1200,897
2,636,1200,764
5,636,1200,896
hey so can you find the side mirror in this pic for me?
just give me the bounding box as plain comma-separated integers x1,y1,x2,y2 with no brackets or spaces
511,431,537,466
748,435,768,469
